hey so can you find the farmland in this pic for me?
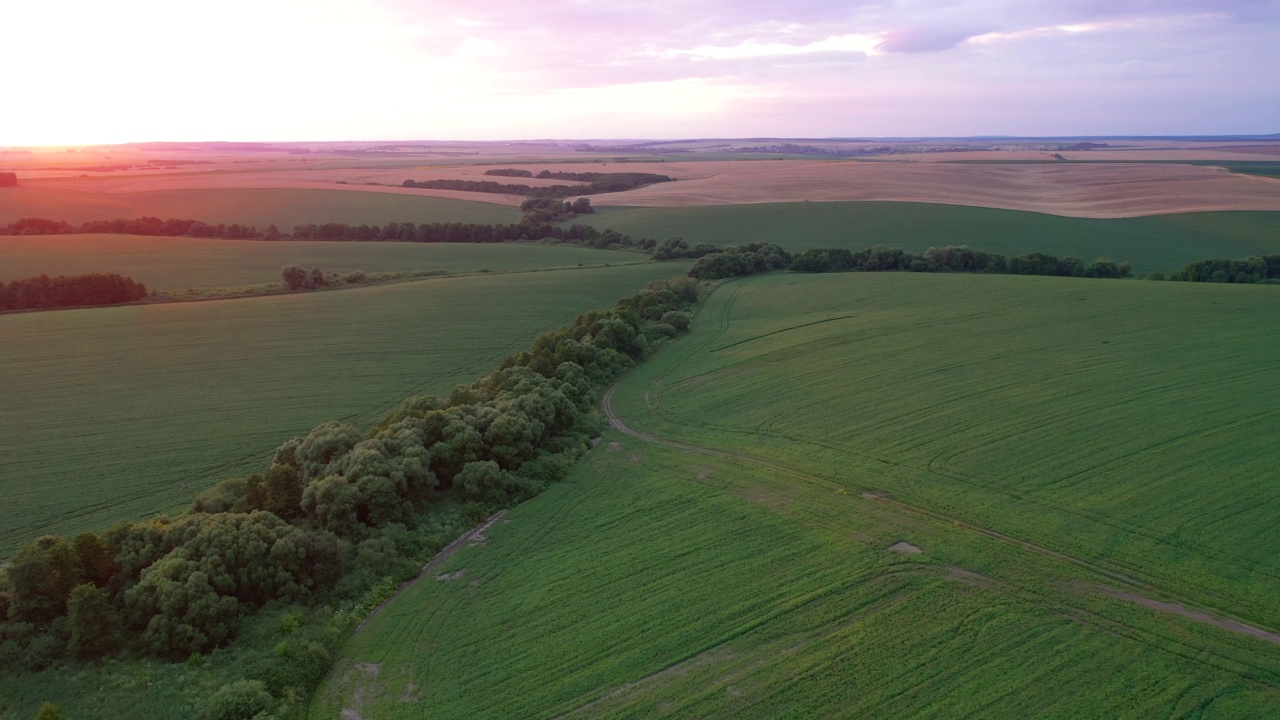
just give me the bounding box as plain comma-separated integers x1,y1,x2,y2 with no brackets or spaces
612,273,1280,627
4,138,1280,719
581,202,1280,274
0,260,688,555
314,428,1280,718
582,160,1280,217
0,186,520,227
0,234,645,291
311,271,1280,719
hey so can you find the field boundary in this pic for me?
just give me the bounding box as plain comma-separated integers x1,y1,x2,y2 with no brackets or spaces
357,510,508,632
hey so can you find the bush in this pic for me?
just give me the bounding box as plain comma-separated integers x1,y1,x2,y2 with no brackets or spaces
206,679,275,720
660,311,690,332
344,270,367,284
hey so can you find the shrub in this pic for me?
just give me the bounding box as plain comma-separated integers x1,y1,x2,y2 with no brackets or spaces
206,679,275,720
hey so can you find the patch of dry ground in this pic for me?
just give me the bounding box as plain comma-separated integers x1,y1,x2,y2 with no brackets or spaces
1094,586,1280,645
589,160,1280,217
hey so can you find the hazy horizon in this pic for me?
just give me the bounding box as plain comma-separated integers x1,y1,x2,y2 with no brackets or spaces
4,0,1279,145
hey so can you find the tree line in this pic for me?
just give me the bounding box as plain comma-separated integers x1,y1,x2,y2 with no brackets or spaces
681,242,1138,281
1165,255,1280,284
3,216,267,239
0,204,645,252
0,273,148,311
401,172,674,200
0,274,699,717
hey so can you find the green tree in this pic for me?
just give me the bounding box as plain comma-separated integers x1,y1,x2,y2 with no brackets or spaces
280,264,307,290
7,536,81,623
67,583,119,658
71,532,114,587
206,679,274,720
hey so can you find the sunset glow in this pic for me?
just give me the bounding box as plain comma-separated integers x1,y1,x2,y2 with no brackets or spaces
3,0,1278,144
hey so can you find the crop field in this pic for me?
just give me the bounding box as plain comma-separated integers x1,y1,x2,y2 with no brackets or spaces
612,273,1280,630
584,160,1280,217
581,202,1280,274
314,432,1280,718
0,186,520,227
0,234,645,291
0,260,689,555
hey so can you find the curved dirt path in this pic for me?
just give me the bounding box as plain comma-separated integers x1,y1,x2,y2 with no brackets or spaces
602,383,1280,646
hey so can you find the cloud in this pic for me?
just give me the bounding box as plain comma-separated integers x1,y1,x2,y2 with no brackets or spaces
7,0,1277,143
878,26,987,53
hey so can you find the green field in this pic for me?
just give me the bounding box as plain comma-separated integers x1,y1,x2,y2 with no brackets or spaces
311,271,1280,718
613,273,1280,628
581,202,1280,274
0,186,520,227
0,234,645,291
313,427,1280,717
0,261,688,555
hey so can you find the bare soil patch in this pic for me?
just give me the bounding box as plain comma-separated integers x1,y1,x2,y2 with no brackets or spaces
1096,586,1280,645
607,441,622,452
591,160,1280,218
887,541,923,554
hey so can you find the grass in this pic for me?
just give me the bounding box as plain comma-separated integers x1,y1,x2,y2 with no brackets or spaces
310,271,1280,718
613,273,1280,630
0,186,520,227
312,429,1280,718
579,202,1280,274
0,261,689,556
0,234,645,291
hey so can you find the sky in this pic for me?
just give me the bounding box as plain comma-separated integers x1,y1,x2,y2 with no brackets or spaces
2,0,1278,144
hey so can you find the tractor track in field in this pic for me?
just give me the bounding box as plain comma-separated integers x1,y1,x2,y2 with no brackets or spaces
601,382,1280,648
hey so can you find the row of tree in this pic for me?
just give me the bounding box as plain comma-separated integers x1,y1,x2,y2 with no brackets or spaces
683,242,1138,281
0,273,148,311
288,218,645,251
1169,255,1280,284
400,172,674,200
0,274,699,713
0,213,645,251
3,216,270,239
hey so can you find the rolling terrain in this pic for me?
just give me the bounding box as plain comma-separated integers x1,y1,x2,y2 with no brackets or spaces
0,234,644,291
314,271,1280,718
0,261,688,555
0,186,520,227
581,202,1280,275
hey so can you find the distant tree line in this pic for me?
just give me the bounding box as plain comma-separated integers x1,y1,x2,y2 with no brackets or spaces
3,216,269,239
287,218,643,250
0,275,698,715
0,273,148,311
0,172,16,187
0,204,648,253
1165,255,1280,284
678,242,1137,281
401,172,674,199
